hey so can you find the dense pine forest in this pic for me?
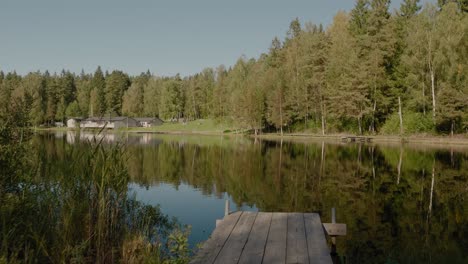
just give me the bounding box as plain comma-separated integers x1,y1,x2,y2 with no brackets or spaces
0,0,467,135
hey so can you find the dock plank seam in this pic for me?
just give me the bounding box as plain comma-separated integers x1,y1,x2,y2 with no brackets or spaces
212,211,244,264
193,212,333,264
285,213,288,264
262,213,288,264
302,213,311,264
259,213,273,264
236,212,259,264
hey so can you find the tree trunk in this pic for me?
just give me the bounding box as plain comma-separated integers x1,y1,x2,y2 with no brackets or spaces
371,100,376,134
278,139,283,181
431,70,436,124
321,100,325,136
422,81,426,115
426,162,435,245
319,141,325,188
279,95,283,136
398,97,403,136
371,146,376,196
397,146,403,185
358,116,362,135
429,162,435,215
451,120,454,137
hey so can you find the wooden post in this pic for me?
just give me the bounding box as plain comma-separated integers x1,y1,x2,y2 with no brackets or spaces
224,199,230,216
398,97,403,136
323,207,346,262
331,208,337,255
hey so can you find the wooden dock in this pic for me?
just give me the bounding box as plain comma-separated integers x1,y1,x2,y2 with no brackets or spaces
341,136,372,143
190,211,333,264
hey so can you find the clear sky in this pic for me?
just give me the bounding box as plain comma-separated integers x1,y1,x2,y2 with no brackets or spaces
0,0,434,77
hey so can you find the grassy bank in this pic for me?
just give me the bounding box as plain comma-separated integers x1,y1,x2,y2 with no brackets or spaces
32,126,73,132
126,119,243,134
33,119,468,146
255,133,468,146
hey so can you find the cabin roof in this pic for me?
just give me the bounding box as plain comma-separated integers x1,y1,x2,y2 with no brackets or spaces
134,117,163,122
83,116,133,122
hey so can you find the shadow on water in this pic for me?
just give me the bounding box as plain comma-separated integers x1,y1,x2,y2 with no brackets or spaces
33,131,468,263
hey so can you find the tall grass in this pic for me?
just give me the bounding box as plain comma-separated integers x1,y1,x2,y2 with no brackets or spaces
0,117,190,263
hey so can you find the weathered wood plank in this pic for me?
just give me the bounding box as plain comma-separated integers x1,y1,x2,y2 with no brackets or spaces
214,211,257,264
263,212,288,264
238,212,273,264
190,211,243,264
304,213,332,264
322,223,347,236
286,213,309,264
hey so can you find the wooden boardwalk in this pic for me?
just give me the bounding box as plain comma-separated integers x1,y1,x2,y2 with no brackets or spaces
341,136,373,143
190,211,332,264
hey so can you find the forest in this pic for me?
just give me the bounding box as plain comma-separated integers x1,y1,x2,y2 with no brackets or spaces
0,0,467,135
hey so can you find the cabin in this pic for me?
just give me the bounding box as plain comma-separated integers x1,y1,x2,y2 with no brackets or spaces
80,117,138,129
66,117,83,128
135,117,163,127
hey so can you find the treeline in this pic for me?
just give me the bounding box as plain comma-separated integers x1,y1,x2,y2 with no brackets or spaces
0,0,467,135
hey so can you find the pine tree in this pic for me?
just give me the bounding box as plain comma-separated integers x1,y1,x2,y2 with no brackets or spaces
399,0,421,18
44,72,58,124
265,39,290,135
240,60,266,135
91,66,106,116
350,0,370,36
0,72,21,118
210,65,228,118
22,73,45,126
76,74,92,118
326,11,369,134
283,18,308,124
105,70,130,115
303,23,329,134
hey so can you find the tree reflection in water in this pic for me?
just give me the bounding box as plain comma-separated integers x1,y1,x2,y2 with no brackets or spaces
36,132,468,264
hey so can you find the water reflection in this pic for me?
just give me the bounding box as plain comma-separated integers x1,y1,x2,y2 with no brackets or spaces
34,132,468,264
55,131,164,146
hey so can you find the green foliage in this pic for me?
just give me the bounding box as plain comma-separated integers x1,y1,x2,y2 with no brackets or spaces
91,66,106,116
65,100,81,117
399,0,421,18
93,133,468,263
381,111,434,134
166,228,190,264
0,108,191,263
0,2,466,136
106,70,130,115
123,77,145,117
160,77,184,120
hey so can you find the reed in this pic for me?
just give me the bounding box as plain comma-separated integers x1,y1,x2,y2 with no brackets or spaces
0,118,190,263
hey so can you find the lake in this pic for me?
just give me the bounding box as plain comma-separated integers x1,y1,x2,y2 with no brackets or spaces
33,131,468,263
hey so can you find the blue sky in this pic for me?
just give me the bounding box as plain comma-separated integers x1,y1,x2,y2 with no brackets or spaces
0,0,434,77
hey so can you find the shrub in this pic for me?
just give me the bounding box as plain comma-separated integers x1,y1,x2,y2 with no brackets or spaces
381,111,434,135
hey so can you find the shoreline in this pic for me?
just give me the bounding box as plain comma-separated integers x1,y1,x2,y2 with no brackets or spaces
253,133,468,145
33,127,468,146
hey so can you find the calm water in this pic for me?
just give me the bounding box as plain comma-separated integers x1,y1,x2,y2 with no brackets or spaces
35,132,468,263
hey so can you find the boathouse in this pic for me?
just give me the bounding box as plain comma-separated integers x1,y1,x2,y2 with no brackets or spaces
66,117,83,128
80,117,138,129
